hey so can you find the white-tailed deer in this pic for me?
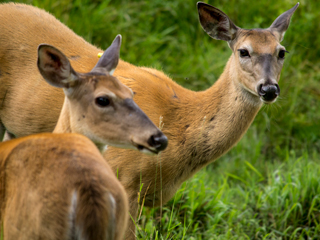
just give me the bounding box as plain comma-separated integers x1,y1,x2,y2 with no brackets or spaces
0,2,298,238
0,133,128,240
2,32,168,153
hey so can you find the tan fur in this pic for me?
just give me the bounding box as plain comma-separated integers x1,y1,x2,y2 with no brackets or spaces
0,133,128,240
0,3,297,238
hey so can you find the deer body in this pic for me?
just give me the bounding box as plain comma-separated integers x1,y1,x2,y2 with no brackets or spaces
0,3,99,138
0,3,167,153
0,133,128,240
105,51,262,216
0,2,298,238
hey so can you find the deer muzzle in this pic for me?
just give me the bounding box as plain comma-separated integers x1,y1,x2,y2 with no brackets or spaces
257,83,280,103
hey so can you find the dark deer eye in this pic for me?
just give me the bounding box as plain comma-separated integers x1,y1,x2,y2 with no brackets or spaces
95,97,110,107
238,49,250,58
278,50,288,59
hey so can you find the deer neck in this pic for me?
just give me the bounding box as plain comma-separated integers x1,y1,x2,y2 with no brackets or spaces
172,56,263,181
52,98,106,152
53,98,72,134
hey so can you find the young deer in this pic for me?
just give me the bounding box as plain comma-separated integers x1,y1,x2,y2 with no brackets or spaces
0,133,128,240
0,2,298,238
12,33,167,153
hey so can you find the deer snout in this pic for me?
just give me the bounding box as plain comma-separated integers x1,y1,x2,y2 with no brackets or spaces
257,83,280,103
147,131,168,152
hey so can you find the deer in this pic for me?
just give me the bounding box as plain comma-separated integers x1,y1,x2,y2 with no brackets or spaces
0,133,129,240
1,31,167,153
38,34,167,154
0,2,298,238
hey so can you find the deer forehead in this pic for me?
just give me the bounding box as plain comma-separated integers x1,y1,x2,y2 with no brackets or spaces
81,75,133,100
235,29,281,54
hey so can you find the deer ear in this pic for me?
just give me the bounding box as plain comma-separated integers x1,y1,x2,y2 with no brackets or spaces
197,2,238,42
269,3,299,42
37,44,78,88
91,34,122,75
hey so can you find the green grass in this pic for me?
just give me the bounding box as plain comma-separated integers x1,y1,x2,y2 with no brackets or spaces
1,0,319,239
136,131,320,239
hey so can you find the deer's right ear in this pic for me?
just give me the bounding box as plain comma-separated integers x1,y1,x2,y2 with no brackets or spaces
197,2,238,42
269,3,299,42
90,34,122,75
37,44,79,88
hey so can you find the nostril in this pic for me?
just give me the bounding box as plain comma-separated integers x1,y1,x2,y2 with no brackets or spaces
258,84,265,96
275,84,280,96
148,133,168,152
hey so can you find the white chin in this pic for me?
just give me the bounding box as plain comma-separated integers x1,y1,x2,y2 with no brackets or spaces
260,97,277,104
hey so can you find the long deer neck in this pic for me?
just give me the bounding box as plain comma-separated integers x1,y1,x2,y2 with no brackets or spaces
52,98,106,151
170,57,262,182
53,98,72,134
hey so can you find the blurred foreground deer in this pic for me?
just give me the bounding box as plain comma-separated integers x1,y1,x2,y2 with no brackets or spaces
0,2,298,238
0,133,128,240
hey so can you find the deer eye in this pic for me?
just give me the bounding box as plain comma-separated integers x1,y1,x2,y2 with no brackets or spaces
278,50,288,59
238,49,250,58
95,97,110,107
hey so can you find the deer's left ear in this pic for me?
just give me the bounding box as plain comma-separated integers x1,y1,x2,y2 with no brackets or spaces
37,44,79,88
197,2,239,42
269,3,299,42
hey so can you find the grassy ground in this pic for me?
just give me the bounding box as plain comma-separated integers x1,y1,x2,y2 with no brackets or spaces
136,131,320,239
1,0,320,239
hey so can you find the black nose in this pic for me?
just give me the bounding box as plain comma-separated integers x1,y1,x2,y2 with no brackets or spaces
258,84,280,102
147,132,168,152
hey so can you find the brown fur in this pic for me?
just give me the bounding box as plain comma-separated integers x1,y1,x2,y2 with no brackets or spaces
0,3,298,238
0,133,128,240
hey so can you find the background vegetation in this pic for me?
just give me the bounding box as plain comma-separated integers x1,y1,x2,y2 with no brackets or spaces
1,0,319,239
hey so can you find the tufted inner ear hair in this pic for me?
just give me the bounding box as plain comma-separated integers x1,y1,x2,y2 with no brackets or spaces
37,44,79,88
197,2,239,42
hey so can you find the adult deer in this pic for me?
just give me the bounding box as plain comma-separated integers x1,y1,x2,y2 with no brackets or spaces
0,133,128,240
0,2,298,238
